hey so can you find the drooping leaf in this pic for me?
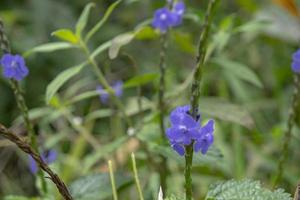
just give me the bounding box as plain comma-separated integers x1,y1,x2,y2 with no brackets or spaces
45,62,87,104
51,29,79,44
69,173,132,200
23,42,75,57
91,40,112,59
205,179,292,200
109,33,135,59
85,0,122,42
213,57,263,88
124,73,159,88
135,26,159,40
75,3,95,37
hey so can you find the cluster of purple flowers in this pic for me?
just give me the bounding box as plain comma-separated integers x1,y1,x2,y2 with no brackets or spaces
97,81,123,104
152,1,185,33
166,105,215,156
292,49,300,74
0,54,29,81
28,150,57,174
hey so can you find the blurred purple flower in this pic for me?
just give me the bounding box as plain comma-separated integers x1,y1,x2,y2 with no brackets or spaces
166,105,215,156
172,1,185,26
97,81,123,104
292,49,300,73
29,150,57,174
0,54,29,81
152,1,185,33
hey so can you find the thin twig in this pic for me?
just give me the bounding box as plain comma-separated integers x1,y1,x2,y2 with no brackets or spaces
186,1,219,199
0,123,73,200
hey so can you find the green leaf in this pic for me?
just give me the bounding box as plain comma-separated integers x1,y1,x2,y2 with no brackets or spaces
85,0,122,42
135,26,159,40
213,57,263,88
51,29,79,44
199,97,255,129
45,62,87,104
4,196,43,200
69,173,132,200
91,40,112,59
108,33,135,59
76,2,95,37
23,42,75,57
205,179,292,200
164,195,184,200
124,73,159,88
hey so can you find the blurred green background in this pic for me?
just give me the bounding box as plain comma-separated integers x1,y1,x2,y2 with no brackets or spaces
0,0,300,199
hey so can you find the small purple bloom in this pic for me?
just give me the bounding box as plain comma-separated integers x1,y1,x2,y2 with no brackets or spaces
29,150,57,174
0,54,29,81
97,81,123,104
172,1,186,26
152,1,185,33
292,49,300,73
152,8,175,33
166,105,215,156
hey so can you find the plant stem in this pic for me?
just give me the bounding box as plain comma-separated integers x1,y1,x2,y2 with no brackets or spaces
158,32,169,195
108,160,118,200
273,74,300,188
186,0,219,199
0,18,47,194
131,153,144,200
79,40,132,127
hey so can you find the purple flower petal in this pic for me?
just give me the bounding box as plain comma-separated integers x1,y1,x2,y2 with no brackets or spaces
200,119,215,135
152,7,175,33
113,80,123,97
171,143,185,156
28,155,38,174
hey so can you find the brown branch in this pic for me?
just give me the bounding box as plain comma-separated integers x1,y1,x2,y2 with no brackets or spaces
0,123,73,200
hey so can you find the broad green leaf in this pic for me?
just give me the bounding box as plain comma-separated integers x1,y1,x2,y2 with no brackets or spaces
85,0,122,42
51,29,78,44
124,73,159,88
83,136,128,172
45,62,87,104
109,33,135,59
76,3,95,37
199,97,255,129
69,173,132,200
172,31,196,54
4,196,43,200
205,179,292,200
135,26,159,40
164,195,184,200
213,57,263,88
23,42,75,57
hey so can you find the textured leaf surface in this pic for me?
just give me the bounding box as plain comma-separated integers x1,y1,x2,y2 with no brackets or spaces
205,179,292,200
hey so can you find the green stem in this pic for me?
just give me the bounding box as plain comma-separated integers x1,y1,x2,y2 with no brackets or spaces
79,41,132,127
158,32,169,195
0,18,47,194
273,74,300,188
108,160,118,200
131,153,144,200
186,0,219,199
184,145,194,200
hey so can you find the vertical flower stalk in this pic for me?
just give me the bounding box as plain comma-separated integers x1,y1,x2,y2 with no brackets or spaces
0,18,48,193
273,50,300,187
186,0,219,199
152,1,186,194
